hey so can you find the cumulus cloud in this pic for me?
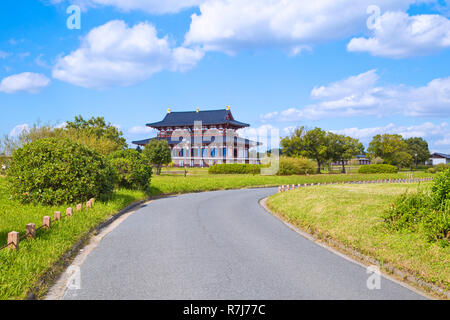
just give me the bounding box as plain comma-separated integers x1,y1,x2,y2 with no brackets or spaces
128,126,156,134
184,0,419,54
52,20,204,88
9,124,29,137
260,70,450,121
348,11,450,58
0,72,50,93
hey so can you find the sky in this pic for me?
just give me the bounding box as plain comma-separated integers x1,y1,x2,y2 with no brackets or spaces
0,0,449,153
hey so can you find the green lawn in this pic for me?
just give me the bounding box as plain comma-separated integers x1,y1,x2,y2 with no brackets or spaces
149,171,433,195
0,178,147,299
266,183,449,296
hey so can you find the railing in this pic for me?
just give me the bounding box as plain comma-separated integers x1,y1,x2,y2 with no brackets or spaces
277,177,434,192
0,198,95,252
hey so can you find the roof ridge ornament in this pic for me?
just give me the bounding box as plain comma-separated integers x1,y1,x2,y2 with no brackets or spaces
226,105,230,110
168,108,171,113
196,107,199,113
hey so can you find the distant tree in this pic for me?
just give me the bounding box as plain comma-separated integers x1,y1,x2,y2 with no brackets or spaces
281,126,329,173
143,140,172,175
367,134,408,165
327,133,364,173
391,151,413,169
371,156,384,164
404,137,430,166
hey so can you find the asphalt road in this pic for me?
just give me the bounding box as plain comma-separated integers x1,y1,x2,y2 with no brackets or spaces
63,188,426,300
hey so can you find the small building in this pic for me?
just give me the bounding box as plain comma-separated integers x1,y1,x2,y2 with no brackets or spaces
331,155,370,166
427,152,450,166
132,107,261,167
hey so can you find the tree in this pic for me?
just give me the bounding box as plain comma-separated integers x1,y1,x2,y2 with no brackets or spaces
65,116,127,153
281,126,329,173
143,140,172,175
367,134,408,165
404,137,430,167
327,133,364,173
391,151,413,169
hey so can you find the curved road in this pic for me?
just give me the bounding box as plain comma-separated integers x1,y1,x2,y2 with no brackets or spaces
62,188,426,300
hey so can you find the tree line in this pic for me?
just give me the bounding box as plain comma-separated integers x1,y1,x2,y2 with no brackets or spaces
280,126,430,173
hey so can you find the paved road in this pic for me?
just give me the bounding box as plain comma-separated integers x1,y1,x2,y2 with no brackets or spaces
63,188,426,300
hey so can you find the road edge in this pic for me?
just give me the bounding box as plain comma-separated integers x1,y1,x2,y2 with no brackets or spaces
259,197,448,300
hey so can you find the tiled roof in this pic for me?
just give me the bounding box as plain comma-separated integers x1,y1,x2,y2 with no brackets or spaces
431,152,450,159
146,109,249,128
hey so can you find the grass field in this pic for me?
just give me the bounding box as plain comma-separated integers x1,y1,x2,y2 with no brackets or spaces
0,178,146,299
149,171,433,195
266,183,449,295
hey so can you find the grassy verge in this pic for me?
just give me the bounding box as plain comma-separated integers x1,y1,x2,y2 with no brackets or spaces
266,183,449,295
0,178,147,299
149,171,434,195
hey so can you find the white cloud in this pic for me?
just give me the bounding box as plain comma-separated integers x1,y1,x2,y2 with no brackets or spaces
128,126,155,134
0,72,50,93
260,70,450,120
52,20,204,88
348,11,450,58
9,124,29,137
77,0,205,14
184,0,419,54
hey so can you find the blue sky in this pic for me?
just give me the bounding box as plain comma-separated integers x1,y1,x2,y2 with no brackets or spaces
1,0,449,153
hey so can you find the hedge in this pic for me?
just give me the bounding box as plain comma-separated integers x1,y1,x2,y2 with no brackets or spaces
277,156,316,175
358,164,398,174
209,163,262,174
7,138,117,205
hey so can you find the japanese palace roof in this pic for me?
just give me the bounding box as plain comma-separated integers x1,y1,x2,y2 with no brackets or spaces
146,109,250,129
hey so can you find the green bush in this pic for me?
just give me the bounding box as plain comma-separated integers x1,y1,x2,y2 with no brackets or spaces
384,169,450,246
427,167,436,174
209,163,262,174
277,156,316,176
358,164,398,174
7,138,116,205
109,149,152,191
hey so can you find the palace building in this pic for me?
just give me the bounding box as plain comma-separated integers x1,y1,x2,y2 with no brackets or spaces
132,107,261,167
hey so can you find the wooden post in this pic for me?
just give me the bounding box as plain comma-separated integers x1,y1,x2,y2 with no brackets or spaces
54,211,61,221
43,216,51,228
66,207,73,217
76,204,82,212
26,223,36,239
8,231,19,251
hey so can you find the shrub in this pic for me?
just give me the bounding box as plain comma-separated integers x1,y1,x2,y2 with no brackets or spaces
209,163,262,174
109,149,152,191
7,138,116,205
371,157,384,165
277,156,316,176
427,167,436,174
434,163,450,172
384,169,450,245
358,164,398,174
